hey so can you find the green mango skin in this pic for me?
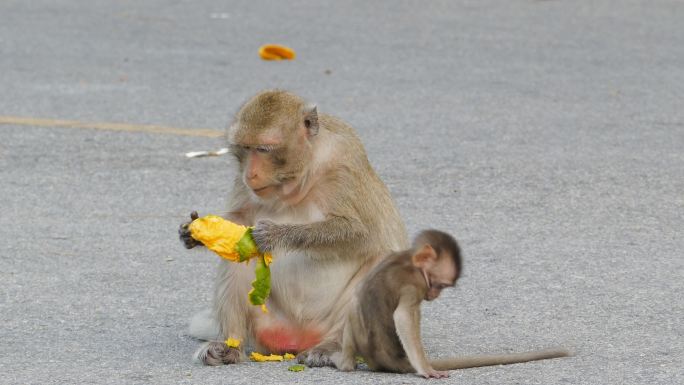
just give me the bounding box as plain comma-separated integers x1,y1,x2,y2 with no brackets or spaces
248,255,271,306
236,228,259,262
288,364,306,372
230,227,271,307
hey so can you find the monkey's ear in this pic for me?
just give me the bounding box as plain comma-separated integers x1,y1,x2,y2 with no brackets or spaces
412,244,437,267
303,104,319,137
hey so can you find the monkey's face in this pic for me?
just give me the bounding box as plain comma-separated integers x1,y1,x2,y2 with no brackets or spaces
230,125,313,202
422,255,458,301
413,246,458,301
229,90,320,203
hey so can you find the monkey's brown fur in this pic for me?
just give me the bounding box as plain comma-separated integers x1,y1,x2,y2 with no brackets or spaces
181,90,408,366
333,230,569,378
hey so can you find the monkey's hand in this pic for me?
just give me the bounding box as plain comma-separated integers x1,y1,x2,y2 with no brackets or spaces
419,368,450,379
179,211,203,249
251,219,279,252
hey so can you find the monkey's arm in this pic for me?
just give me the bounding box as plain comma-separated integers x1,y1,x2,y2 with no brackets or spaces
251,215,367,253
393,290,449,379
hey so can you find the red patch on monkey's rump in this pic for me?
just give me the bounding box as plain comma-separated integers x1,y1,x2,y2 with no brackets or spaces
256,325,322,354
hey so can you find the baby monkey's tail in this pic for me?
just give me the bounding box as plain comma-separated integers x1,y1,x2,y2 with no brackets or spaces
430,348,571,370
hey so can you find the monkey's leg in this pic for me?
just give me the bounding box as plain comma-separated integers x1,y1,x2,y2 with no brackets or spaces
331,319,356,371
194,261,258,365
297,313,346,367
297,301,350,367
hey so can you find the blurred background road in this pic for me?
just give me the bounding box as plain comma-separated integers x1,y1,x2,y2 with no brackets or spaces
1,1,682,384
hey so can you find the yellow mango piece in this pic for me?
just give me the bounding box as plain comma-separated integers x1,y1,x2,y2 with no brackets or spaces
259,44,296,60
225,338,241,349
250,352,284,362
284,353,295,360
188,215,272,309
188,215,248,262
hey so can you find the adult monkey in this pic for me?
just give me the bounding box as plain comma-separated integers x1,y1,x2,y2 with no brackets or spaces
180,90,408,365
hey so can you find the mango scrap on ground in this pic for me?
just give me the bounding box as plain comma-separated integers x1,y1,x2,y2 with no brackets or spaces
259,44,296,60
288,364,306,372
250,352,284,362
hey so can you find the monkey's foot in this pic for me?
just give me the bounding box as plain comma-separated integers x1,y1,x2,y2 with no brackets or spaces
297,344,339,368
193,341,241,366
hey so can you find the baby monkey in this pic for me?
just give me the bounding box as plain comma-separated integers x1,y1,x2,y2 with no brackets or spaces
332,230,569,378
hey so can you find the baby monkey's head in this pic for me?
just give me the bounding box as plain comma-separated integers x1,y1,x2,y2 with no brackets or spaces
410,230,462,301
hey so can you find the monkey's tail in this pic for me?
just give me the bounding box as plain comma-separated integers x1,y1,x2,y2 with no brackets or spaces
430,348,571,370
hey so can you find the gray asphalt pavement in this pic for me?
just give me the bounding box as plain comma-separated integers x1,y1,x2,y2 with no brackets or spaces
1,1,682,384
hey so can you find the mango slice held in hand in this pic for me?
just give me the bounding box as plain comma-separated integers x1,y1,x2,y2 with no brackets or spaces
259,44,296,60
188,215,258,262
188,215,272,311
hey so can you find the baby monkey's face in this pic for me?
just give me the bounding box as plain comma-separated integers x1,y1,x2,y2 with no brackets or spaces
421,253,458,301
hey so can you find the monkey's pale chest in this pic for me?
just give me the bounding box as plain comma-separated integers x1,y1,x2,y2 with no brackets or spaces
255,201,326,224
253,203,357,320
268,249,358,321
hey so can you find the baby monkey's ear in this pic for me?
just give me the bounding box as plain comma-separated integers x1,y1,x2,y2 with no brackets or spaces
411,244,437,268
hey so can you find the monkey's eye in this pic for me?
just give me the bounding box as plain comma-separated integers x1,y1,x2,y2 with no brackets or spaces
229,144,247,153
255,145,272,153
